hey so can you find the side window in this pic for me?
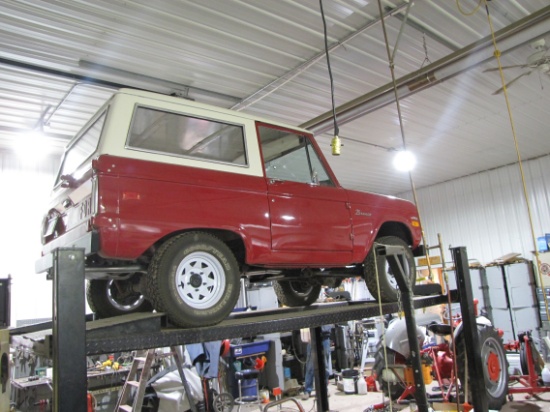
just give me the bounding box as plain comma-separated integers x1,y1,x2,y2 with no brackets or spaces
127,106,247,166
57,110,107,184
258,125,334,186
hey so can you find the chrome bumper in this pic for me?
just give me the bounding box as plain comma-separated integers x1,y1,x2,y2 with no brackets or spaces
35,230,99,274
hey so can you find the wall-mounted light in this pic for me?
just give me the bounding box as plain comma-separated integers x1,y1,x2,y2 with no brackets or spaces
393,150,416,172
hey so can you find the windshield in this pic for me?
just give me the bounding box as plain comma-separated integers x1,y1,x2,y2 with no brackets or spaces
56,110,107,185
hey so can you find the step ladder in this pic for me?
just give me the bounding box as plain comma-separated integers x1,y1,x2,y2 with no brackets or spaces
115,346,198,412
115,349,156,412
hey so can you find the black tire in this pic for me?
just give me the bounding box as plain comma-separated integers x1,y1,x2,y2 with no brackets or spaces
213,392,234,412
364,236,416,302
86,278,153,318
520,337,542,377
456,327,508,410
146,232,240,328
273,280,321,307
373,343,407,400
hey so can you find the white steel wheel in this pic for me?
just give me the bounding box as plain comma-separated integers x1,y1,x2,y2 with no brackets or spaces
175,251,226,309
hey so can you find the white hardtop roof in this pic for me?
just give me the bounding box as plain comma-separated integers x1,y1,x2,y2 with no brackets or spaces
117,88,311,134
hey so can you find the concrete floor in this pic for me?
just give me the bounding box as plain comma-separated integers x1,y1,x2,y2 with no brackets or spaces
256,380,550,412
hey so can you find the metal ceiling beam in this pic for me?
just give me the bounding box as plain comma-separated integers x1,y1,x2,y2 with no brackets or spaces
0,57,240,103
388,6,460,52
301,5,550,135
231,1,411,111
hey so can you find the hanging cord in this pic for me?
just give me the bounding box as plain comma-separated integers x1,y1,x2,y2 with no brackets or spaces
482,0,549,321
318,0,341,155
376,0,433,277
456,0,483,16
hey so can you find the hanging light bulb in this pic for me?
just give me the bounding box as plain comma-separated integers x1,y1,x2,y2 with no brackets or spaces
393,150,416,172
331,135,341,155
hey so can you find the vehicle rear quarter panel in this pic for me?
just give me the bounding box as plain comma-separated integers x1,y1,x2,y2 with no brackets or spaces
94,155,271,260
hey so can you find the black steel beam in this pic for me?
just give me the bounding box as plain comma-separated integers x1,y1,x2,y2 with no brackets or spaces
311,326,329,412
52,248,87,412
451,247,488,412
377,244,429,412
85,294,451,355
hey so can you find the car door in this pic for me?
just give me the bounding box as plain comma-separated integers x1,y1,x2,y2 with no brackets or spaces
257,123,353,264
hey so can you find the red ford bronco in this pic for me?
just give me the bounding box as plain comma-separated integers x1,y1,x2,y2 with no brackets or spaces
37,89,422,328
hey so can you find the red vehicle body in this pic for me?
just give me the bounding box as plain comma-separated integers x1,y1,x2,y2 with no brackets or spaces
37,89,422,327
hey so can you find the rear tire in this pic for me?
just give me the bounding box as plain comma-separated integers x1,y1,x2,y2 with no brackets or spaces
86,278,152,318
456,326,508,410
146,232,240,328
364,236,416,302
520,335,542,376
274,280,321,307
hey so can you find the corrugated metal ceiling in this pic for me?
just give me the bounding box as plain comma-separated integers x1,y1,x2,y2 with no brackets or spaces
0,0,549,195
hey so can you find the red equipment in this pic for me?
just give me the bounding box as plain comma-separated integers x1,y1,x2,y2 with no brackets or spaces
506,330,550,400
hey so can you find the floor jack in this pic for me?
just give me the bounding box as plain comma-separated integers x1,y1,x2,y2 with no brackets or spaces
506,331,550,400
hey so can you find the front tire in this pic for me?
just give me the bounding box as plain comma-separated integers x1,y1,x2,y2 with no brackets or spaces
364,236,416,302
274,280,321,307
86,278,153,318
457,327,508,410
146,232,240,328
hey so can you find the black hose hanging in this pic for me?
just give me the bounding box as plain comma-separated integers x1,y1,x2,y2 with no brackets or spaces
319,0,341,155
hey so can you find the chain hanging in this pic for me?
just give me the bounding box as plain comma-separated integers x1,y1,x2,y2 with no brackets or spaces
397,288,403,319
420,33,432,69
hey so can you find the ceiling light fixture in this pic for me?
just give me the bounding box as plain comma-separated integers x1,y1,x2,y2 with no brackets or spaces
15,130,52,161
393,150,416,172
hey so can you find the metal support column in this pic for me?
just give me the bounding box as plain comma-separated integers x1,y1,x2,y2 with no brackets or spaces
52,248,87,412
311,326,329,412
376,244,429,412
451,247,488,412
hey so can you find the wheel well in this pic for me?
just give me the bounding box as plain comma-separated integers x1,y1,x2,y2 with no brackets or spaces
376,222,411,245
150,229,246,266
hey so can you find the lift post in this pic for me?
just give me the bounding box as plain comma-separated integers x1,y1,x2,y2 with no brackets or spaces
375,244,429,412
451,247,488,412
52,248,87,412
311,325,330,412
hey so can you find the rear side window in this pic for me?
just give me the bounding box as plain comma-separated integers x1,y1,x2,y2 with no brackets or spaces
57,110,107,184
127,106,247,166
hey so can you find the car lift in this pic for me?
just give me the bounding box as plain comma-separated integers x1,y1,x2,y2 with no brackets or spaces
371,246,489,412
10,246,485,412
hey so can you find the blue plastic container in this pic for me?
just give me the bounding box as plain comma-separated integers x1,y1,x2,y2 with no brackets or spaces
538,236,549,252
241,378,258,397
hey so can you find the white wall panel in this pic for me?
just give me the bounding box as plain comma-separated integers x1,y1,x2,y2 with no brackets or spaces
0,151,60,325
400,154,550,265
